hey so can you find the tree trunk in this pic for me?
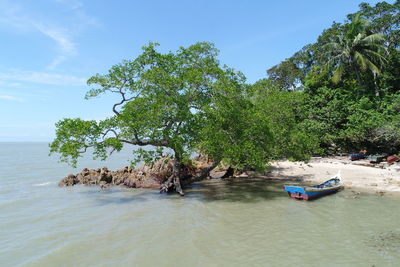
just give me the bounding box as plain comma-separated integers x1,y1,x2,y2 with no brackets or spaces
159,152,184,196
183,159,221,185
172,154,184,196
353,64,363,96
160,157,221,196
373,74,380,97
221,166,235,178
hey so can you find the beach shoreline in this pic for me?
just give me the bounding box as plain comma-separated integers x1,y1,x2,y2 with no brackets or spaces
267,156,400,195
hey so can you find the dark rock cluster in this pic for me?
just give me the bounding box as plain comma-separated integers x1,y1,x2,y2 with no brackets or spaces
59,155,233,189
59,157,174,188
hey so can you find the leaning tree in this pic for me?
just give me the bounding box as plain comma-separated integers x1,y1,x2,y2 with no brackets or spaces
50,42,268,195
50,42,317,195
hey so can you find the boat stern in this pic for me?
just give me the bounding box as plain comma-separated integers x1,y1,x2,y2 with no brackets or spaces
284,185,309,200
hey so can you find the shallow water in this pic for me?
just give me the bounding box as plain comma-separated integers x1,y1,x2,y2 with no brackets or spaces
1,143,400,266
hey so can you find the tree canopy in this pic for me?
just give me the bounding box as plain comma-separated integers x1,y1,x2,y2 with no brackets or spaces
50,42,317,195
321,14,387,85
264,1,400,154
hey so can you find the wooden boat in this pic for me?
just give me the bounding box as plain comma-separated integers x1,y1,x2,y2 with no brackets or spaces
387,155,399,164
367,155,386,163
350,152,367,161
284,172,342,200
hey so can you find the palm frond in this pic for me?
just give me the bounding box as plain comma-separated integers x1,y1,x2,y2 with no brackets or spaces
332,65,344,84
362,33,385,45
363,57,381,75
354,51,367,71
353,33,365,45
321,42,341,51
363,49,387,65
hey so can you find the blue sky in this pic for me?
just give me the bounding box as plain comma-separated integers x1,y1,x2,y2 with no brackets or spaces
0,0,387,141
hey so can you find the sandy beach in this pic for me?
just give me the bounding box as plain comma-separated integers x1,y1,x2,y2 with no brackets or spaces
268,157,400,194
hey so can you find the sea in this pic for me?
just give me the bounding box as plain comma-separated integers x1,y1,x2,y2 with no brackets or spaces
1,142,400,266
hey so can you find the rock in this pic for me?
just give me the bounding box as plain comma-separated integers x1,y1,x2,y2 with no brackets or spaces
376,191,385,196
58,174,77,186
99,181,109,188
123,178,136,188
58,156,218,190
100,170,112,183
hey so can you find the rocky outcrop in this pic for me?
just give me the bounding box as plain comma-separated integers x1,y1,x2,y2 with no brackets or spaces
59,159,170,188
58,156,230,189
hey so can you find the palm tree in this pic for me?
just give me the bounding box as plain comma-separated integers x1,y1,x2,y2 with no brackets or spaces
322,14,387,91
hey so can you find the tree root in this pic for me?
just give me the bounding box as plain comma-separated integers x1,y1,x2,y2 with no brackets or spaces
159,174,185,196
159,159,221,196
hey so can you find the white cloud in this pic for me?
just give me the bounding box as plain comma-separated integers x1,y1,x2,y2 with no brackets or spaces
38,24,76,53
0,122,53,128
0,70,86,86
0,0,97,69
0,81,21,87
32,22,77,69
0,95,23,102
47,56,68,70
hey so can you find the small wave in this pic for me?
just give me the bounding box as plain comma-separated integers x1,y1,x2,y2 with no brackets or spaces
0,199,26,208
33,182,55,187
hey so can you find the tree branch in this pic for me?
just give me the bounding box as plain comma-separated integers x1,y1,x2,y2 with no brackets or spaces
110,79,136,116
117,138,169,147
77,146,89,154
184,159,221,184
102,129,119,138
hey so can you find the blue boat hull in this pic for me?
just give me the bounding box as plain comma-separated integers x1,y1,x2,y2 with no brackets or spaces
284,176,342,200
284,186,340,200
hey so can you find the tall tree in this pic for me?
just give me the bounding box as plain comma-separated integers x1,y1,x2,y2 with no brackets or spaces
322,14,387,88
267,59,303,91
266,45,315,91
50,42,243,195
355,1,400,49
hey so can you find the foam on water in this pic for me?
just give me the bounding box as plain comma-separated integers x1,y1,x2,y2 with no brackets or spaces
32,182,55,187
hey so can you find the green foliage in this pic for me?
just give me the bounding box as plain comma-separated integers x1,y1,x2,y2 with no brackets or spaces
198,83,274,171
355,1,400,48
321,14,387,85
253,85,319,160
49,118,123,167
263,1,400,155
51,42,231,167
267,59,303,91
130,147,164,167
51,42,317,173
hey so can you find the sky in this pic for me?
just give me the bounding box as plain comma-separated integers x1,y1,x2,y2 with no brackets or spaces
0,0,388,142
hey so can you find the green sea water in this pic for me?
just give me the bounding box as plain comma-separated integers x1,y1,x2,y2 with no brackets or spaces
1,143,400,266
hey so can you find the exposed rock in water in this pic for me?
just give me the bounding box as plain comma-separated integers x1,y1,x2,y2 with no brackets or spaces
58,156,232,189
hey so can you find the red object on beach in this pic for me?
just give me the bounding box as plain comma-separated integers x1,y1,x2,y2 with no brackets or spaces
387,155,399,164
